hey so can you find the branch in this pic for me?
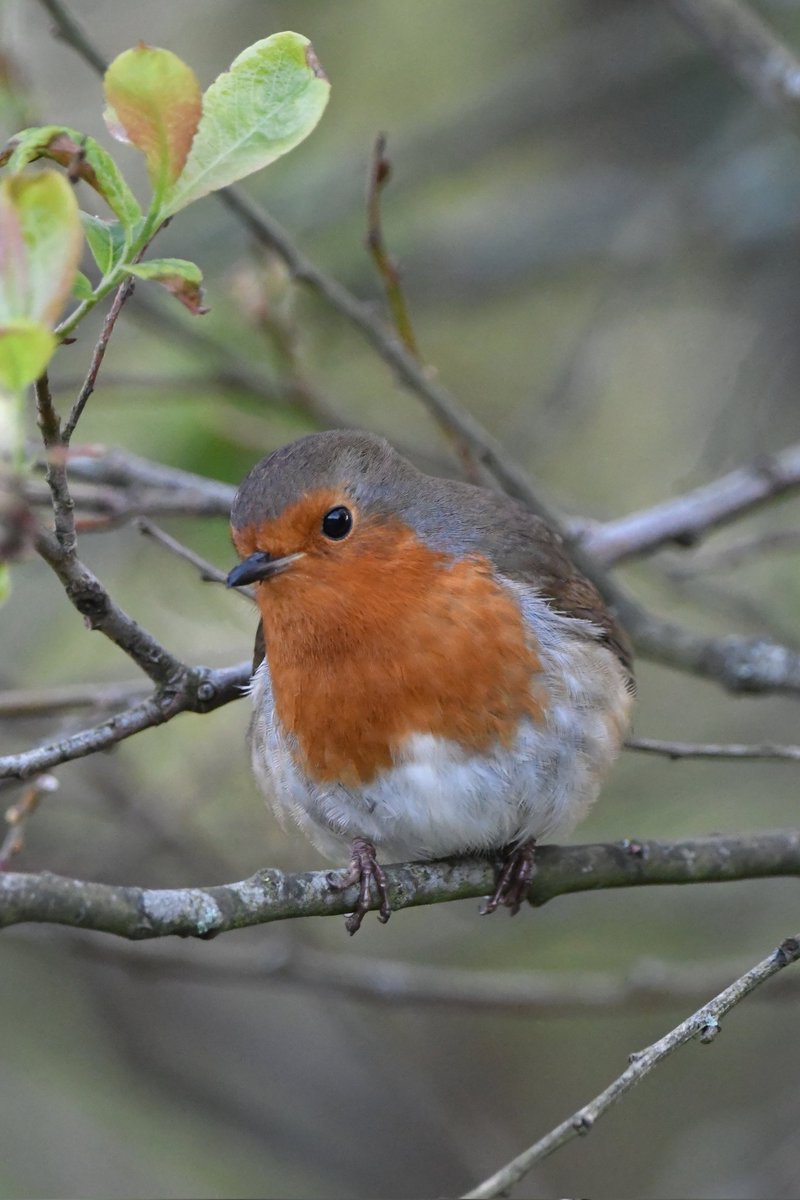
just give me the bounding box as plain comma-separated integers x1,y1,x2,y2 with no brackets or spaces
34,525,186,686
1,832,799,937
136,517,252,594
62,274,136,442
667,0,800,118
583,441,800,566
0,679,150,718
0,775,58,868
34,373,75,555
626,736,800,763
0,661,249,780
463,931,800,1198
71,938,800,1015
217,187,558,518
365,133,421,358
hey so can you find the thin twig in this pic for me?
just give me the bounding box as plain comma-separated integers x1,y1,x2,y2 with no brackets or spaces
38,0,108,72
0,679,150,718
626,736,800,762
0,775,59,869
463,932,800,1198
62,275,136,442
1,832,799,936
136,517,250,593
34,525,187,686
365,133,421,358
0,661,249,780
365,132,482,483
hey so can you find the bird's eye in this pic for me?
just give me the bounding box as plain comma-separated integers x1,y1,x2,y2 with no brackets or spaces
321,506,352,540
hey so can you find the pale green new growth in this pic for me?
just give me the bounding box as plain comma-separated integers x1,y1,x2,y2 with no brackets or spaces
0,172,82,329
0,321,57,392
160,32,329,216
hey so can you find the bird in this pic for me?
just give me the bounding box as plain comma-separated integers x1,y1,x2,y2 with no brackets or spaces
226,431,634,933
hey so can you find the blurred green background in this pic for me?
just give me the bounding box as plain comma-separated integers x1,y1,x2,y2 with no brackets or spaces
2,1,800,1197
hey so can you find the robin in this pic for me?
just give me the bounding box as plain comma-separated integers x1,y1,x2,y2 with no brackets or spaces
227,431,634,933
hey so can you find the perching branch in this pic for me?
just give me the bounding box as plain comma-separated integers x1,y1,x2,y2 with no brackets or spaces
463,930,800,1198
1,832,799,937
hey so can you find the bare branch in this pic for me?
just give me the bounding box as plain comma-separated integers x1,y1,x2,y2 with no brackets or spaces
0,679,150,718
62,447,235,511
62,274,136,443
38,0,107,73
584,441,800,566
136,517,252,595
667,0,800,118
1,832,799,937
34,373,75,555
34,525,186,686
626,736,800,763
464,931,800,1197
0,775,58,868
0,661,249,780
365,133,421,359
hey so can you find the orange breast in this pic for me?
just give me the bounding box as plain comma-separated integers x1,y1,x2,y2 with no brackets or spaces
252,519,544,786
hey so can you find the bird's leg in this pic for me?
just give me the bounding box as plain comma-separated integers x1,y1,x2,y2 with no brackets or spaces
327,836,391,935
481,838,537,916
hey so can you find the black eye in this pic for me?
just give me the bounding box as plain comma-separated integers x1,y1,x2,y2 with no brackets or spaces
322,506,352,540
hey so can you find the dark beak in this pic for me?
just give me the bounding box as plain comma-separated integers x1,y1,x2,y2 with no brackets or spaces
226,550,304,588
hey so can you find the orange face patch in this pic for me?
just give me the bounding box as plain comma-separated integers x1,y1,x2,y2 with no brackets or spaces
235,493,545,786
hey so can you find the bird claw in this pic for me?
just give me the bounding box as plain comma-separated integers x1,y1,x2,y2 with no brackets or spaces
327,836,391,934
481,839,537,916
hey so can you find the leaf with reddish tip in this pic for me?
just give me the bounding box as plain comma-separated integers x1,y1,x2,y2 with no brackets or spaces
1,126,141,234
0,320,57,391
0,171,82,327
103,45,202,198
161,32,329,216
127,257,208,314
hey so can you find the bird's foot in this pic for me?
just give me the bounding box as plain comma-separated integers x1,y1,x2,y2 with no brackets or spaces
481,839,537,916
327,836,391,935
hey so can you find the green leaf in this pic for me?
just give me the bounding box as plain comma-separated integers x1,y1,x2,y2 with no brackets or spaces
80,212,126,274
0,126,142,235
127,257,208,314
161,32,329,217
71,270,95,300
0,320,57,391
0,171,83,327
103,45,202,200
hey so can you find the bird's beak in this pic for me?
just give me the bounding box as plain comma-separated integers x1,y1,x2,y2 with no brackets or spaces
226,551,304,588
